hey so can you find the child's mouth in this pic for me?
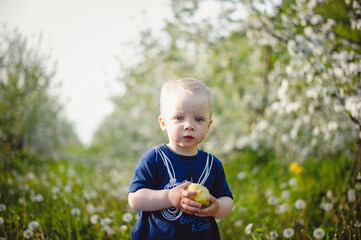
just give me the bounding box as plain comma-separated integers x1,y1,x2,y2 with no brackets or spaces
183,135,194,140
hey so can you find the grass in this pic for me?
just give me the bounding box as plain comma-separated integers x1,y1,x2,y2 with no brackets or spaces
0,150,360,239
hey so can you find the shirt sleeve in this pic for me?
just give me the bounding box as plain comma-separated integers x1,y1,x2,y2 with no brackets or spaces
128,148,157,193
211,157,233,199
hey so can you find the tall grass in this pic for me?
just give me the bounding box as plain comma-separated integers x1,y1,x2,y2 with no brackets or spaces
0,150,359,239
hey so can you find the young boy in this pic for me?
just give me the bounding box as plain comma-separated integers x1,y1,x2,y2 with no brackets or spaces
128,78,233,240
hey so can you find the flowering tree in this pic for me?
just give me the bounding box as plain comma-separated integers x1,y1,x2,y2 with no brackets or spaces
0,29,78,158
94,0,360,170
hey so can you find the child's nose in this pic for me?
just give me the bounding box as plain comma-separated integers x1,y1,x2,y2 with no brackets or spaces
184,121,195,131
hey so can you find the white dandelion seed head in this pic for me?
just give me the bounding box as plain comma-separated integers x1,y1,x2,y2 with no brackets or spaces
265,189,274,197
28,221,40,230
268,196,279,205
295,199,307,209
0,204,6,211
321,202,333,211
122,213,133,223
326,190,334,199
289,178,297,187
245,223,253,235
354,221,361,228
313,228,325,239
103,225,115,235
23,229,33,239
90,214,100,224
281,190,291,199
0,217,4,225
71,208,81,216
234,220,243,227
51,186,60,195
267,231,279,239
31,194,44,202
237,171,247,180
86,203,97,214
347,189,356,202
101,217,112,226
120,224,128,232
275,203,290,214
283,228,295,238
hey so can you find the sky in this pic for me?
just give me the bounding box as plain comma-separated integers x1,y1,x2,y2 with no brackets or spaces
0,0,172,146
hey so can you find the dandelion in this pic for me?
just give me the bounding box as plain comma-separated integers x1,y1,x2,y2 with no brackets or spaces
103,225,115,235
289,162,303,174
245,223,253,235
71,208,81,216
23,229,33,239
355,172,361,190
354,221,361,228
51,186,60,194
267,196,278,205
295,199,307,209
0,217,3,225
281,190,291,199
0,204,6,211
90,214,100,224
289,177,297,187
267,231,279,239
237,171,247,180
279,182,288,189
120,225,128,232
86,203,97,214
31,194,44,202
275,203,290,214
313,228,325,239
283,228,294,238
321,202,333,211
122,213,133,223
347,189,356,202
326,190,334,199
234,220,243,227
28,221,40,230
101,217,112,226
265,189,274,196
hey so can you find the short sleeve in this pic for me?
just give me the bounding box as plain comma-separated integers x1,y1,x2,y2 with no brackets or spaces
211,158,233,199
128,148,158,193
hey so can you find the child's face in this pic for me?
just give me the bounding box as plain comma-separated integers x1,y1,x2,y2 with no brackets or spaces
158,89,213,156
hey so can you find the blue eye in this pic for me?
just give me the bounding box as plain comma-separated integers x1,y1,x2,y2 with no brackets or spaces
195,117,203,123
176,116,184,121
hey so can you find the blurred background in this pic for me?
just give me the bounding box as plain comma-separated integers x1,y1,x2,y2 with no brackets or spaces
0,0,360,239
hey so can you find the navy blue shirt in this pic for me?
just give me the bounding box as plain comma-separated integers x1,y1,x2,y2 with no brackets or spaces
128,144,233,240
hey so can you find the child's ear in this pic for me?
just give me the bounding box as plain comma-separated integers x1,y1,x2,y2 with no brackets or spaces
207,119,213,132
158,115,166,131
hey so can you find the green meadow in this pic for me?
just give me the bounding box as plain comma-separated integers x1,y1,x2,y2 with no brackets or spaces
1,150,359,239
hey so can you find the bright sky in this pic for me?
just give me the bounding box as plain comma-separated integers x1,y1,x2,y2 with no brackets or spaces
0,0,172,146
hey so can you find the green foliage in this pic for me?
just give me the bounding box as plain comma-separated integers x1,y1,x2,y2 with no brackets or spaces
0,28,79,158
218,151,360,239
0,150,359,239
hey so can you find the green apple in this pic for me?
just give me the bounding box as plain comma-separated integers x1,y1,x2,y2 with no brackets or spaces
186,183,210,208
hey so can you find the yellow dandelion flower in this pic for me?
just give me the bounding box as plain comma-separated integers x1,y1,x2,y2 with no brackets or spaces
289,162,303,174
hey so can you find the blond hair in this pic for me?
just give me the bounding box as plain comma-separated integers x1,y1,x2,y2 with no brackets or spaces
160,78,213,115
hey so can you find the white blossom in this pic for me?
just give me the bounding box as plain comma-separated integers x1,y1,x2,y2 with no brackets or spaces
313,228,325,239
295,199,307,209
23,229,33,239
283,228,295,238
122,213,133,223
245,223,253,235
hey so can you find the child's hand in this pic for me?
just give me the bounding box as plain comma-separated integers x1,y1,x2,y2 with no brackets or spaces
194,195,219,217
168,182,202,215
